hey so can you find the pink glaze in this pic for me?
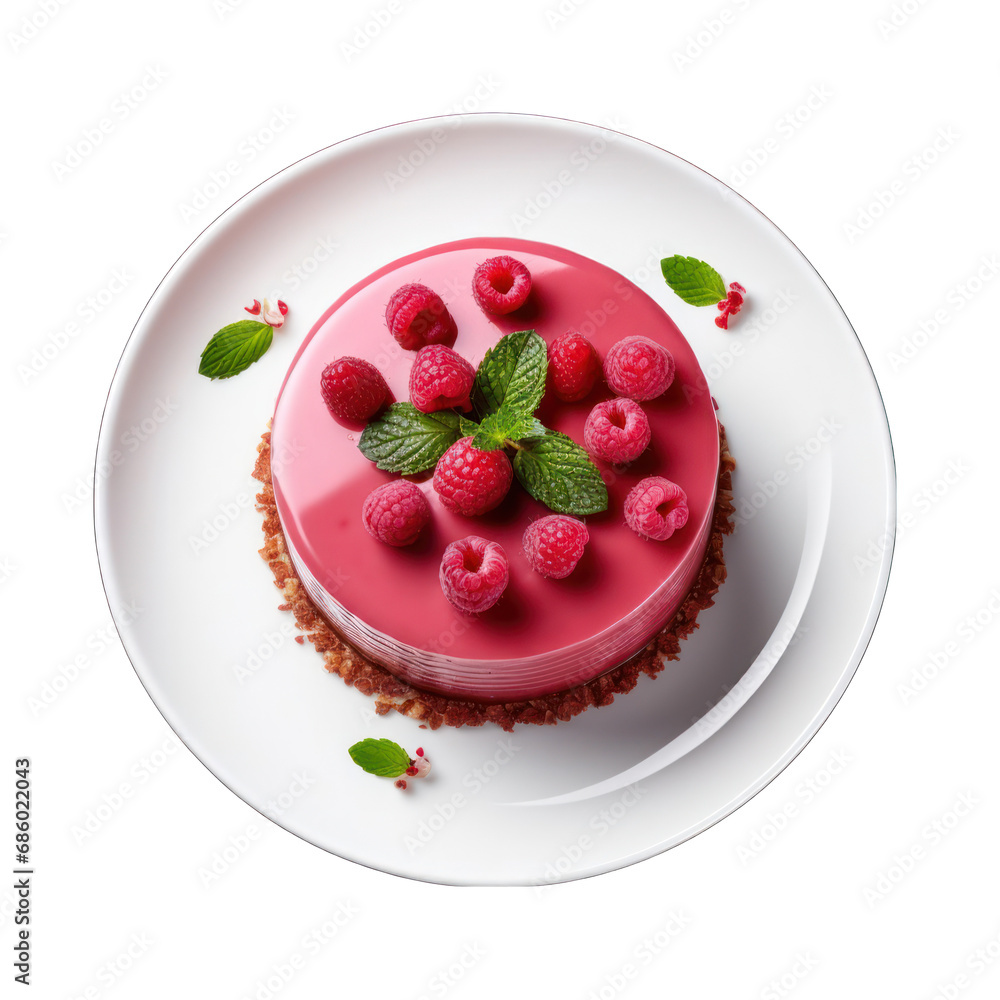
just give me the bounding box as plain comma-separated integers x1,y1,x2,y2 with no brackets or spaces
270,238,720,701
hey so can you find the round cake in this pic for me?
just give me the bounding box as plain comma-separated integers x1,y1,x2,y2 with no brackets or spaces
269,238,721,702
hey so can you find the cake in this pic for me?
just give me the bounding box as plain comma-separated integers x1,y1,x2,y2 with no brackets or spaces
262,237,729,710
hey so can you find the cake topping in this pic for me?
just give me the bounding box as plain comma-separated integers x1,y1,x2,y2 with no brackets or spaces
439,535,509,613
660,254,746,330
320,357,389,423
433,436,513,516
244,297,288,327
472,255,532,315
385,283,457,350
583,397,651,465
361,480,432,547
547,330,602,402
522,514,590,580
624,476,690,541
603,335,676,401
348,738,431,790
408,345,476,414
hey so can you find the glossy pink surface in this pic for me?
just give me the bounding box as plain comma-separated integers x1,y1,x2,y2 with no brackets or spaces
270,238,720,700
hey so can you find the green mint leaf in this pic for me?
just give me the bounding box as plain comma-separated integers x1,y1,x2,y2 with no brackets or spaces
198,320,273,379
660,255,727,307
472,330,547,419
348,738,411,777
358,403,463,475
458,414,482,437
513,430,608,515
471,409,536,451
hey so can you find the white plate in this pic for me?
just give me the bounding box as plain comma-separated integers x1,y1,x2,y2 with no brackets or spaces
95,114,894,886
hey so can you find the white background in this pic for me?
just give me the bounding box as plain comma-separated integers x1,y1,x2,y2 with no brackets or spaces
4,0,999,997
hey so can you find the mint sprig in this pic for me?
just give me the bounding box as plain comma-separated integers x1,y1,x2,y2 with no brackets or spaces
198,320,273,379
358,403,465,475
513,430,608,515
660,255,727,307
472,329,547,419
357,330,607,516
348,738,411,777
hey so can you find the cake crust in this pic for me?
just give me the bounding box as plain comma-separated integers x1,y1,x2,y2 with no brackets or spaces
252,423,735,732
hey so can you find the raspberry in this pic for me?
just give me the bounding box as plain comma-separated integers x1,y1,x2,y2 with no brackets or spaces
583,398,651,465
361,480,432,547
522,515,589,580
472,256,532,315
433,437,512,516
439,535,509,613
385,283,457,351
320,357,389,423
624,477,689,541
603,336,675,401
408,345,475,413
547,331,601,402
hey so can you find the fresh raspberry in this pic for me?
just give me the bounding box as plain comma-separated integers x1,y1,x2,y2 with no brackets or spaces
472,256,532,315
361,480,432,547
385,283,457,351
547,331,601,402
439,535,509,613
624,477,689,541
408,345,476,413
583,398,651,465
320,357,389,423
522,515,590,580
433,437,513,516
603,336,675,401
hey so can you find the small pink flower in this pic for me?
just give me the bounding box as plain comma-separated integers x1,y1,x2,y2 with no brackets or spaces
261,297,287,328
412,756,431,778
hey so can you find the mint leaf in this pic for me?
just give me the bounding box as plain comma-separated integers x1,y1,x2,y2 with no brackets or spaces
472,330,547,419
471,409,536,451
198,320,273,379
348,738,410,777
458,414,481,437
513,430,608,515
660,255,727,307
359,403,463,474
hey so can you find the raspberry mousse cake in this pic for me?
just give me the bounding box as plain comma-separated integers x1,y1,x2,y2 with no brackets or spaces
256,237,733,720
